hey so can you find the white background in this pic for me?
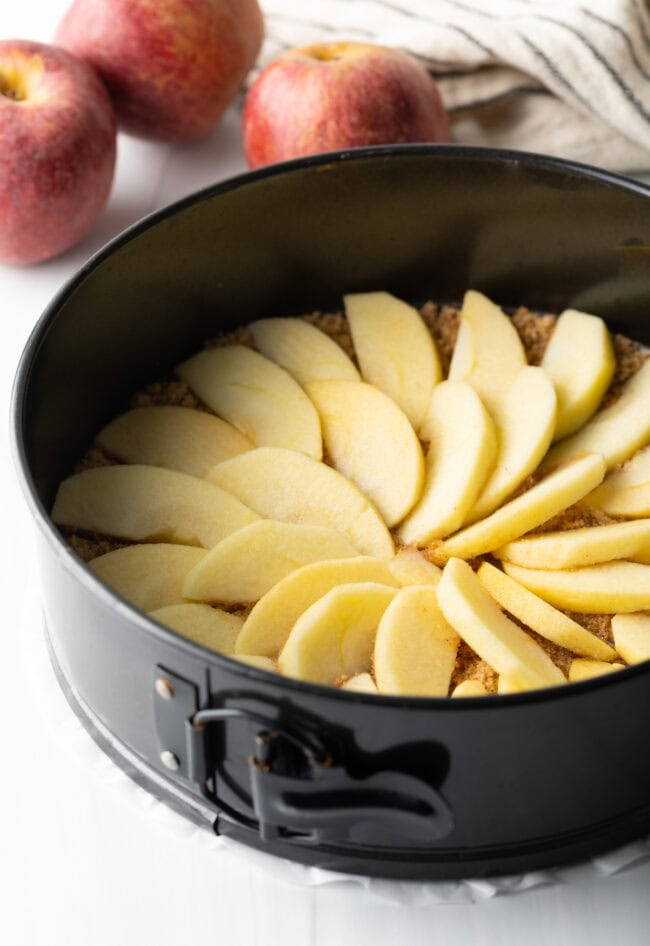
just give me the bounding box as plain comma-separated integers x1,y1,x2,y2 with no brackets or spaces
3,2,650,944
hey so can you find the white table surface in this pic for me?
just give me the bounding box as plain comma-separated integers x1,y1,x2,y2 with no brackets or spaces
3,3,650,944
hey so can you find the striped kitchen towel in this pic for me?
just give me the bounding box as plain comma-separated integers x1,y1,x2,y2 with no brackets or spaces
257,0,650,174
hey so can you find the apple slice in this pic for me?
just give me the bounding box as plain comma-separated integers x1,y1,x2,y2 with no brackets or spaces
496,518,650,570
175,344,322,459
611,613,650,664
466,367,557,523
305,380,424,526
498,677,524,694
278,582,397,684
568,659,625,683
88,543,207,612
448,290,526,414
585,446,650,517
543,360,650,471
388,547,442,587
398,381,496,544
341,673,378,694
435,452,606,563
502,561,650,613
477,562,616,660
451,680,488,697
148,603,242,655
182,519,358,603
437,558,566,690
52,464,259,548
343,291,441,430
96,405,252,477
236,556,399,657
208,447,394,560
374,586,460,697
236,655,278,672
249,317,359,386
541,309,616,441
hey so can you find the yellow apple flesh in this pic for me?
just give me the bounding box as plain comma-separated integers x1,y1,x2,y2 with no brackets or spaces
249,317,359,386
175,344,322,459
344,291,441,429
611,613,650,664
52,463,259,548
236,556,399,657
585,446,650,517
435,452,606,563
568,659,625,682
88,543,206,611
541,309,615,441
374,586,460,696
278,582,397,684
388,547,442,586
305,379,424,526
399,381,497,544
477,562,616,660
208,447,394,560
451,680,487,697
341,672,378,694
437,558,566,690
502,560,650,613
96,405,252,477
148,603,242,655
496,518,650,569
182,519,358,603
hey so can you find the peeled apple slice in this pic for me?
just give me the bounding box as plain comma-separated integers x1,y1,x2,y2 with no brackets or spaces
236,655,278,672
344,290,441,430
278,582,398,685
496,518,650,570
477,562,616,661
568,659,625,683
436,558,566,690
88,543,207,612
95,405,252,477
435,452,606,563
175,344,322,459
611,613,650,664
305,379,424,527
208,447,394,560
585,446,650,517
451,680,488,697
148,603,242,655
341,673,378,694
373,586,460,696
448,290,526,414
249,317,359,385
236,556,399,658
543,360,650,471
466,367,556,523
502,560,650,613
398,381,496,544
51,464,259,548
540,309,615,441
388,547,442,587
182,520,358,603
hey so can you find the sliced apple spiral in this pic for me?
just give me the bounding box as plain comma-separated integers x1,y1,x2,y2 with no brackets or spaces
175,344,322,459
249,316,359,386
52,464,259,549
279,582,397,684
305,379,424,527
95,405,252,477
344,291,441,430
399,380,496,544
208,447,394,560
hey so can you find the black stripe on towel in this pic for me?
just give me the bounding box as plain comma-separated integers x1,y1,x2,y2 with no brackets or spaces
581,8,650,79
371,0,497,55
517,32,600,118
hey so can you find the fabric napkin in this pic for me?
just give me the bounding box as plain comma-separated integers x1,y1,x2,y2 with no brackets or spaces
258,0,650,174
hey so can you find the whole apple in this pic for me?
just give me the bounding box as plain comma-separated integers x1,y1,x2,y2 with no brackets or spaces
243,43,450,169
56,0,264,142
0,40,116,266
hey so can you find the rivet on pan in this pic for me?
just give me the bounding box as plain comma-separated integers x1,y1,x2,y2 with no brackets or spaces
155,677,174,700
160,750,180,771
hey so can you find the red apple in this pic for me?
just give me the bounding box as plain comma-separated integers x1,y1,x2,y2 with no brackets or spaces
243,42,450,169
0,40,116,266
56,0,264,142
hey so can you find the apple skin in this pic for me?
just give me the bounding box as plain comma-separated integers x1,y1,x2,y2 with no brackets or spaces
243,43,450,169
56,0,264,142
0,40,116,266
